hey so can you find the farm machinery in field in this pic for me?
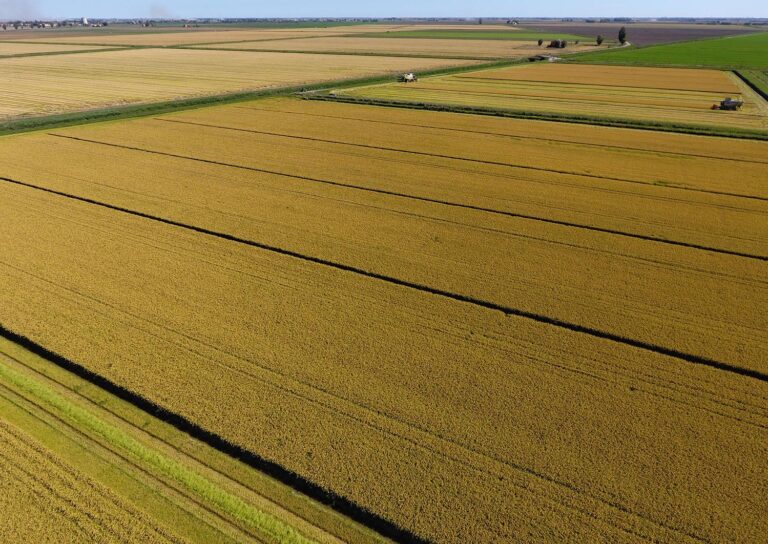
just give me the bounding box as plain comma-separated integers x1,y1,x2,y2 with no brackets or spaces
712,97,744,111
398,72,418,83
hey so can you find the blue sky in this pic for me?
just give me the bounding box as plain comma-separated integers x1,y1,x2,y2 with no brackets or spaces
3,1,767,20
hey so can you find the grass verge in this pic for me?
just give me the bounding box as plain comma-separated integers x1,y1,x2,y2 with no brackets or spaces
0,344,315,544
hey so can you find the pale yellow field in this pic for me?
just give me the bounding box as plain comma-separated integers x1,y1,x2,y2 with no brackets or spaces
339,63,768,131
0,48,477,119
0,41,108,55
194,36,604,59
14,25,426,46
0,421,184,544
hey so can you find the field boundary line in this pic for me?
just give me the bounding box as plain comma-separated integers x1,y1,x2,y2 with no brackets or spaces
2,173,765,384
44,133,768,261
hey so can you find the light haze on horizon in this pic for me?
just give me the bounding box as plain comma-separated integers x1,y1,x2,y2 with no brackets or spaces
2,0,766,20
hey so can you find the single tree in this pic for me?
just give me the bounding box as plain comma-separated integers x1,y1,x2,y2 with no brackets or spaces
596,34,604,45
538,38,544,46
618,26,627,44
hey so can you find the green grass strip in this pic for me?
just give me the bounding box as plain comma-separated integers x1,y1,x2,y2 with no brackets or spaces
0,360,316,544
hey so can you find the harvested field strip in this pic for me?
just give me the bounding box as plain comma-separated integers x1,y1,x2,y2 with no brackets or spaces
334,63,768,133
0,419,187,544
147,117,768,201
0,182,767,542
0,48,478,120
36,134,768,261
43,132,768,261
456,63,742,93
189,36,605,60
238,103,768,164
0,343,319,544
3,172,767,382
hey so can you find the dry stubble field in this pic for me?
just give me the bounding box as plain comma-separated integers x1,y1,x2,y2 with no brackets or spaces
0,97,765,542
192,36,604,59
338,62,768,131
0,48,478,119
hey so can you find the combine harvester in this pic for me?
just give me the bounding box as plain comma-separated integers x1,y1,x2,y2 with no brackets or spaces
398,72,418,83
712,97,744,110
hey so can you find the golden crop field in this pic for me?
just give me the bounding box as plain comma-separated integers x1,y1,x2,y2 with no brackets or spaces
0,421,184,543
0,99,765,374
0,181,766,543
193,36,604,59
0,48,477,119
0,95,766,543
338,62,768,131
0,41,110,56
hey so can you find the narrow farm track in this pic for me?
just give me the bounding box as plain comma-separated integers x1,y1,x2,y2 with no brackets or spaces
0,183,767,543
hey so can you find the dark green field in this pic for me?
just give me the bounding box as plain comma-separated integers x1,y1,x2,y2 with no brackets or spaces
362,29,591,41
740,69,768,96
574,31,768,69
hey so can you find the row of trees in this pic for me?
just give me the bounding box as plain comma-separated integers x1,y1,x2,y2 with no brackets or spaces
536,27,627,48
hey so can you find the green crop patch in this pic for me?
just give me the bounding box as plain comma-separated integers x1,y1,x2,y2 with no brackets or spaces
574,31,768,69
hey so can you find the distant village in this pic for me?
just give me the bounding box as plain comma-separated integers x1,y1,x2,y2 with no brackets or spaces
0,16,765,32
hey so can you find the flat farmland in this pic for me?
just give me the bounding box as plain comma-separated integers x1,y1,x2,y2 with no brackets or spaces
14,25,413,46
0,178,766,543
0,42,112,56
526,22,761,45
336,63,768,132
577,31,768,69
0,48,477,120
1,98,766,374
193,36,605,59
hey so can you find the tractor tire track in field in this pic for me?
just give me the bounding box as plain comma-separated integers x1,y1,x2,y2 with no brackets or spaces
235,105,768,165
151,118,768,202
44,134,768,261
2,173,766,384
